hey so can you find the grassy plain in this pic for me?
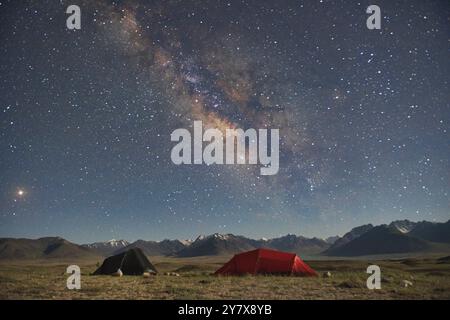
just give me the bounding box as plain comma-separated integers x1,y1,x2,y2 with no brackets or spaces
1,255,449,299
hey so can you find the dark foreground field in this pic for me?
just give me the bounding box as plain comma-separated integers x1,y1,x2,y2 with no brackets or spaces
1,255,449,299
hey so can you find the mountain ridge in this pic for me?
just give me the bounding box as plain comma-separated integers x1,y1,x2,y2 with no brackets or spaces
0,237,99,260
1,219,449,259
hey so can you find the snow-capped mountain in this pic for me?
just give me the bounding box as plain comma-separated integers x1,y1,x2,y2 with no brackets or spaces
115,239,186,256
83,239,130,255
324,219,450,256
176,233,256,257
389,220,417,233
179,239,193,246
175,233,330,257
210,233,231,240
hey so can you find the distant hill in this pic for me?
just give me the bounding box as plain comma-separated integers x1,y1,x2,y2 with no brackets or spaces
263,234,330,255
0,237,98,260
325,236,340,245
82,239,130,256
408,220,450,243
437,255,450,263
116,239,186,256
324,225,432,256
324,224,374,254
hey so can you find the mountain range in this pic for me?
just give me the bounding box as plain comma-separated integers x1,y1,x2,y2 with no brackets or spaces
0,237,98,260
1,219,449,260
324,220,450,256
113,239,187,256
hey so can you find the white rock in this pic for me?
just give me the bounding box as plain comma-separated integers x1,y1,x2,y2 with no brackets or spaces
402,280,413,288
112,269,123,277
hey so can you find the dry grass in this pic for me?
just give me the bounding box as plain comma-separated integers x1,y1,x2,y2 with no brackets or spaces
1,256,449,300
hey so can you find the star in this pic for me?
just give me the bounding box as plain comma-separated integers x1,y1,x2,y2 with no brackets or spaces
0,0,448,242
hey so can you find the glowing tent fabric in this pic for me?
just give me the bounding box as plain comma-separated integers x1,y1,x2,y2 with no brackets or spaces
215,248,317,276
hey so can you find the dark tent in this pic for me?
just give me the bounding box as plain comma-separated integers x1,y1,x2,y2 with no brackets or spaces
93,248,157,275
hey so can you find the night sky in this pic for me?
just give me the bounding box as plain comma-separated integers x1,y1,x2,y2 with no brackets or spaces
1,0,449,243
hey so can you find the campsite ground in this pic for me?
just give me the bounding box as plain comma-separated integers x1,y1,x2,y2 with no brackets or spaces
1,255,449,299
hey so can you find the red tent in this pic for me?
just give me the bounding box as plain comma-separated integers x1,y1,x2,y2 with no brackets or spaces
215,248,318,276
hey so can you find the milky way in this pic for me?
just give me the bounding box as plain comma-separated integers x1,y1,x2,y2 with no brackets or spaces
0,0,449,242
